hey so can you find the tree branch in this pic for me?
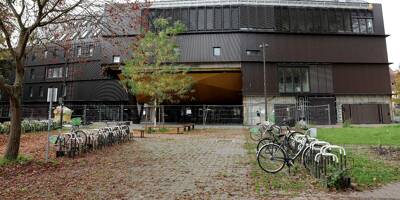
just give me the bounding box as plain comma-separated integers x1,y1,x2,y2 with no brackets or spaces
0,20,16,58
0,75,12,95
6,0,25,29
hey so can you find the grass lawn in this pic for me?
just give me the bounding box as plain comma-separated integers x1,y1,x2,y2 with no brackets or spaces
317,125,400,146
244,140,322,196
246,126,400,194
317,125,400,189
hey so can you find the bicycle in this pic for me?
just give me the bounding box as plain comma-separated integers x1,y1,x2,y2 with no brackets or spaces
257,131,310,173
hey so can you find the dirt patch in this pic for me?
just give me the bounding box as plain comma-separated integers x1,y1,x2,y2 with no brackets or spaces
371,146,400,161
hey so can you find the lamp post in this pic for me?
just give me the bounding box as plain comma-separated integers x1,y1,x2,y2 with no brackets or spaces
259,43,269,121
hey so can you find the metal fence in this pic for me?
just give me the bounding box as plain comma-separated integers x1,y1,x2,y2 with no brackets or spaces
244,103,333,126
0,103,335,125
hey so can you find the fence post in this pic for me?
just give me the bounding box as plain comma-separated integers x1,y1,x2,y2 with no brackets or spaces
120,104,124,122
99,105,102,122
203,105,206,128
327,104,331,125
83,105,87,125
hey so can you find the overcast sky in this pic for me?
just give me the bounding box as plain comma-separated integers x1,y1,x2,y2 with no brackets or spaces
369,0,399,70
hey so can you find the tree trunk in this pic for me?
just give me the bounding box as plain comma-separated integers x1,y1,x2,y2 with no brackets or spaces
4,94,22,160
153,100,157,128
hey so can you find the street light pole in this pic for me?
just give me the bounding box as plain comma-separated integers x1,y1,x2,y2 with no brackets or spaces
260,43,269,121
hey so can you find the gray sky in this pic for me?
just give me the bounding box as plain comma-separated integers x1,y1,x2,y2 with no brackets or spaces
370,0,399,70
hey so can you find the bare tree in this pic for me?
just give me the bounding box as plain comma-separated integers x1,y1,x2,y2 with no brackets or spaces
0,0,148,160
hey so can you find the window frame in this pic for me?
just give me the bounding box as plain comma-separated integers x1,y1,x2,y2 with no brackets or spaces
46,67,64,79
213,47,221,57
113,55,121,63
278,66,310,94
246,49,261,56
28,87,34,98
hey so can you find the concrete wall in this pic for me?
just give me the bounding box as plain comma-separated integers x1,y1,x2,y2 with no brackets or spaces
243,96,296,125
336,95,392,123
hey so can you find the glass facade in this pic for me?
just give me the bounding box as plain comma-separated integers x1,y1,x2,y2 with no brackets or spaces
149,6,375,35
278,67,310,93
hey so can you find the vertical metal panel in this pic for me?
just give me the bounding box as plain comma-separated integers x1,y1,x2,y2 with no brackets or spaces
198,7,205,30
274,7,282,31
239,33,388,63
345,104,381,124
289,8,298,32
309,66,319,93
181,8,189,29
380,104,391,124
189,8,197,31
312,8,322,32
231,7,239,29
206,7,214,30
177,33,241,62
172,8,180,22
248,6,257,28
214,7,222,29
164,8,172,20
241,63,278,96
328,9,337,32
297,8,306,32
239,6,249,28
343,10,352,32
305,8,313,32
321,8,329,32
372,4,385,35
223,7,231,30
333,64,391,95
256,6,266,29
326,65,333,93
265,6,275,29
317,66,327,93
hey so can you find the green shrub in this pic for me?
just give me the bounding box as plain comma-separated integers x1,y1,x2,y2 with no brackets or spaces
0,155,32,166
159,127,169,133
342,120,352,128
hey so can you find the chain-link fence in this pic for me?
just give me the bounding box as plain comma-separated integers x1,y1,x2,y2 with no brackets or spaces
244,102,334,126
0,103,335,125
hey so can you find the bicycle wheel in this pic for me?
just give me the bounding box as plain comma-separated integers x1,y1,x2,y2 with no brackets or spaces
257,137,273,152
257,143,286,173
250,127,263,141
285,131,303,156
302,146,313,171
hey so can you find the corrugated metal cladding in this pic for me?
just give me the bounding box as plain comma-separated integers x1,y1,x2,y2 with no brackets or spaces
309,65,333,94
148,4,384,35
342,104,391,124
242,63,391,96
333,64,391,95
71,80,128,102
176,34,241,62
176,32,388,64
241,63,278,96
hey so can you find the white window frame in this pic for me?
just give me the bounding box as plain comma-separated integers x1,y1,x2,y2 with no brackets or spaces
113,55,121,63
213,47,221,56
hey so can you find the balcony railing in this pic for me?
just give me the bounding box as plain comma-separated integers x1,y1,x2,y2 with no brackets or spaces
150,0,370,9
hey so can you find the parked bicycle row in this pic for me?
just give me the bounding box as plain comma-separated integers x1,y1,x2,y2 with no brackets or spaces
251,120,349,188
54,123,131,158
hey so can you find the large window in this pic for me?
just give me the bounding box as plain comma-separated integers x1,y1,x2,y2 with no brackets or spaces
351,11,374,34
47,67,64,79
274,7,374,34
278,67,310,93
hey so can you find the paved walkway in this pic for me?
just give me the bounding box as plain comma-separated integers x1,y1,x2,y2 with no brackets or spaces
121,129,257,199
2,128,400,199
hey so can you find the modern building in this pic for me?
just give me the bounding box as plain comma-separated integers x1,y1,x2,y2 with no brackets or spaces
9,0,394,125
